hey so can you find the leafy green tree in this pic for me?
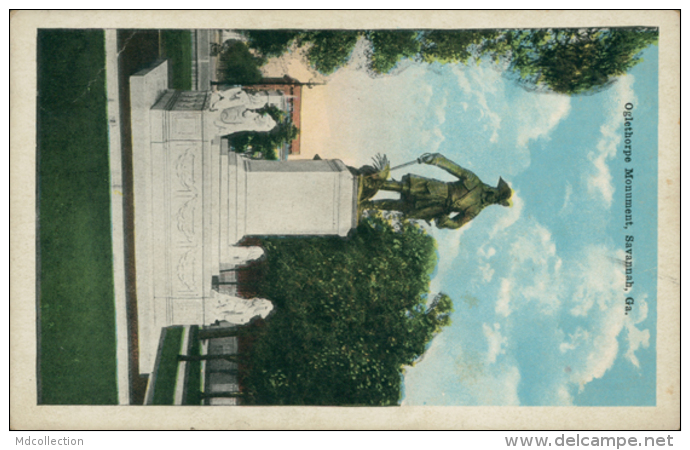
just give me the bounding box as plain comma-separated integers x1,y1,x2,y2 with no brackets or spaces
217,40,265,85
299,31,361,75
241,27,657,95
419,28,658,94
366,30,421,74
420,29,500,64
493,28,659,95
242,213,452,405
240,30,361,75
242,30,302,58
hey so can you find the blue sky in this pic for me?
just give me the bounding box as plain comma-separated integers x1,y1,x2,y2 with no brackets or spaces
293,38,659,406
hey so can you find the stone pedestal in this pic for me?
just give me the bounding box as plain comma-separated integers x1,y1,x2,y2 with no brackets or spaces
220,152,357,265
131,62,357,373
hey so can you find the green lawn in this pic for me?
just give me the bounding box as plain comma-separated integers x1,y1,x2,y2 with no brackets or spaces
183,326,203,405
36,28,197,405
37,29,118,404
160,30,193,90
151,327,184,405
148,326,204,405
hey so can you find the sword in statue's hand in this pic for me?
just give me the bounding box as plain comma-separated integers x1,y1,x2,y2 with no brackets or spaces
365,153,432,178
389,153,434,171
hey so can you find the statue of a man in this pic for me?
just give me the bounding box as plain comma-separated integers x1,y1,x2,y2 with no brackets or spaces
209,87,279,136
362,153,512,230
207,290,273,325
212,108,278,136
209,87,270,112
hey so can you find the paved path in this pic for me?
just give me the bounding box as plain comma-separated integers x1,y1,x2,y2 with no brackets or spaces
103,28,229,404
115,29,163,405
194,30,212,90
105,29,130,405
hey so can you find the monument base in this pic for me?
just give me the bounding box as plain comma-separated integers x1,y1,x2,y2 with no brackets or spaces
131,61,358,374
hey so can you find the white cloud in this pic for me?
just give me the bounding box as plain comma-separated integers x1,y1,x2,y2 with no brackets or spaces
563,248,627,388
439,61,571,182
471,218,651,398
467,215,653,399
429,226,470,292
450,348,521,405
419,125,446,152
415,215,653,405
587,137,616,207
586,75,637,207
516,94,571,148
477,244,496,259
549,246,650,393
476,245,497,284
454,66,503,143
490,189,524,237
486,365,521,406
479,263,495,283
402,338,520,406
496,278,513,317
434,97,448,124
486,218,563,317
511,223,556,264
625,325,650,368
559,328,590,353
560,182,573,215
488,239,653,398
569,247,625,317
483,323,507,364
556,385,574,406
624,294,651,368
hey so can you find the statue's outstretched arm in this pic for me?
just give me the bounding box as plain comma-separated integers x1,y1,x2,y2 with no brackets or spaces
218,86,243,97
420,153,480,185
210,87,245,111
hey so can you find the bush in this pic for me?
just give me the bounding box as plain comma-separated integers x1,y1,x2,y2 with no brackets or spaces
227,105,299,160
241,214,451,405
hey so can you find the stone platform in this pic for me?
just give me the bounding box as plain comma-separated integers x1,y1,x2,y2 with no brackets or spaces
131,61,358,373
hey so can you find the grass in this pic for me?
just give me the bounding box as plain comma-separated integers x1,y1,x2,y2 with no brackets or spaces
37,29,118,404
160,30,193,90
183,326,203,405
149,325,204,405
151,326,184,405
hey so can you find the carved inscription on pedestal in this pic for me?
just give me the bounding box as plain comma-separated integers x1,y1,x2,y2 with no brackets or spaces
169,141,203,297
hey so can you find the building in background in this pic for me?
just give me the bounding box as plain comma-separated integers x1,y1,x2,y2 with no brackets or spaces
244,75,305,157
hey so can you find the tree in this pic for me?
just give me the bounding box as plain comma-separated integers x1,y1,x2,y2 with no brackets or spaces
366,30,421,74
299,31,361,75
241,27,658,95
420,29,500,65
415,28,659,94
217,40,265,85
240,30,361,75
480,27,659,95
242,30,302,58
241,213,453,405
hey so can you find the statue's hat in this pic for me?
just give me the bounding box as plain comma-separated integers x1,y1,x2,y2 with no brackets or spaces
496,177,513,205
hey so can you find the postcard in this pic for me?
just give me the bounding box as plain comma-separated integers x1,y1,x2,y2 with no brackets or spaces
10,10,679,430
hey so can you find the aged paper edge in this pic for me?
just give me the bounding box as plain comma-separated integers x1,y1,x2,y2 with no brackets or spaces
10,10,680,430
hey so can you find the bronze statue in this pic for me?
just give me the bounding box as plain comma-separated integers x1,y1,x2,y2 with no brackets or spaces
361,153,512,230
